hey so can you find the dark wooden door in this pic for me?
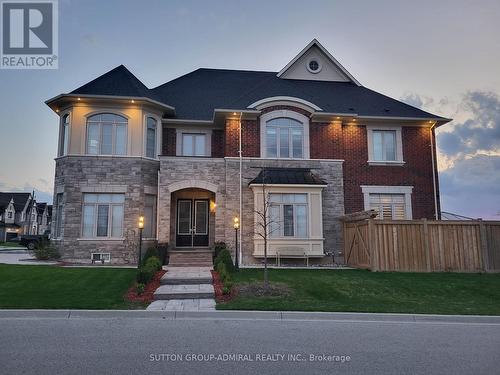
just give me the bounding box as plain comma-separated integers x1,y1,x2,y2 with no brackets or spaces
176,199,209,247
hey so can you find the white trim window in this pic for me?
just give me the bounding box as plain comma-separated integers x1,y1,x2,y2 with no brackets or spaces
266,118,304,158
260,110,310,159
59,114,70,156
144,194,157,238
146,117,157,158
367,126,404,165
86,114,128,155
361,186,413,220
181,133,206,156
82,194,125,238
268,193,308,238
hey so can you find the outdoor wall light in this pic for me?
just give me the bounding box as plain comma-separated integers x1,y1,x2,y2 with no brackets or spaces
210,200,217,213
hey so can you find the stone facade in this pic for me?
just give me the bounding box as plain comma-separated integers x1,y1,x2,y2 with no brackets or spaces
157,156,344,265
52,156,159,264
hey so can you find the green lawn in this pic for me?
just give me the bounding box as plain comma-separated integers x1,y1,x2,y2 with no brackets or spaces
218,269,500,315
0,242,24,248
0,264,138,309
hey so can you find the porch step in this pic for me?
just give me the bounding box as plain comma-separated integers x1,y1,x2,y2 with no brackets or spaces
168,251,213,267
153,284,215,300
161,267,213,285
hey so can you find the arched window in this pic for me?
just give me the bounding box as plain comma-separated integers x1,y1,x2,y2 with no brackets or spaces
146,117,157,158
265,117,304,158
60,114,70,156
86,113,128,155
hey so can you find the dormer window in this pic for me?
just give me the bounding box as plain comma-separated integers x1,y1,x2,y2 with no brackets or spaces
86,114,128,155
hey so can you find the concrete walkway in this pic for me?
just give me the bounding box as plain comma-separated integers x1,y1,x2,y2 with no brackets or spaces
147,266,215,311
0,249,58,265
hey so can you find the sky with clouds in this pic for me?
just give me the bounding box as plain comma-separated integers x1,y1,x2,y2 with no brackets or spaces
0,0,498,218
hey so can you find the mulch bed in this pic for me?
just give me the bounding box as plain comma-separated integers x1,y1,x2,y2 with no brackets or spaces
124,270,166,304
211,270,236,303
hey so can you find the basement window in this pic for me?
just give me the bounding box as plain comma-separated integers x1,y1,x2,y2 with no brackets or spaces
91,253,111,264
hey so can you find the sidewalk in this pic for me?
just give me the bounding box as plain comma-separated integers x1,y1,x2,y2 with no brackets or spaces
1,309,499,324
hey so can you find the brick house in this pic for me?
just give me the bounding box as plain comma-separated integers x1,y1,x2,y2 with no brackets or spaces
45,39,450,265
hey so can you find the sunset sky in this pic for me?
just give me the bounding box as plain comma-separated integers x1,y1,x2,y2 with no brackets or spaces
0,0,499,218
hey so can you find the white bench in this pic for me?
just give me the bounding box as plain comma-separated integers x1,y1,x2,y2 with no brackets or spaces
276,247,309,267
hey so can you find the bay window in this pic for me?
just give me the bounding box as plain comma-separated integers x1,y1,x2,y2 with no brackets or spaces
82,194,125,238
59,114,70,156
86,114,128,155
144,195,157,238
269,193,308,238
146,117,157,158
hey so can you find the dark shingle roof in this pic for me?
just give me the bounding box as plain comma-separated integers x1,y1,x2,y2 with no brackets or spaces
70,65,161,100
152,68,444,120
249,168,326,185
66,66,445,121
0,192,31,212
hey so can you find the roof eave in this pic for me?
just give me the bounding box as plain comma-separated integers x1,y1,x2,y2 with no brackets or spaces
45,94,176,114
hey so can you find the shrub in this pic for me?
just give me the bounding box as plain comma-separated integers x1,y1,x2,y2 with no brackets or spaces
136,264,156,284
213,241,227,257
141,247,159,266
31,240,60,260
214,249,235,273
136,283,145,295
145,256,162,271
222,286,231,295
216,262,228,281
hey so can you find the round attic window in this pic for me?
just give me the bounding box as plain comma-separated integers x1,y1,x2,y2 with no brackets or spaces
307,58,322,73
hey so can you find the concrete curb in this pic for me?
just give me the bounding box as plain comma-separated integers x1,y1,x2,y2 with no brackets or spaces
1,309,500,324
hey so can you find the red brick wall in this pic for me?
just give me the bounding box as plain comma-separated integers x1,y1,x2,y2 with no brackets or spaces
342,124,437,219
212,129,225,158
225,119,260,157
310,121,343,159
162,127,176,156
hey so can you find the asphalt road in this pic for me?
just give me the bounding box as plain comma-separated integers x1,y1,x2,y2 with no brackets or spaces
0,315,499,375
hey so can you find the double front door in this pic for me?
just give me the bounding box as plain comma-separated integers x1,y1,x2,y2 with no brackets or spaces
176,199,209,247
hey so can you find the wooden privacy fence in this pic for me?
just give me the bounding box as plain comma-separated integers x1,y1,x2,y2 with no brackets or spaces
343,219,500,272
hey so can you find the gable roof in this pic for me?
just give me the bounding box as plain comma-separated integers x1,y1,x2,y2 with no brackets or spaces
277,39,361,85
0,192,31,212
249,168,327,186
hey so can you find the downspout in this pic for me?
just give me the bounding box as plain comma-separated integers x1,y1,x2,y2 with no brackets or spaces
430,122,439,220
238,112,243,267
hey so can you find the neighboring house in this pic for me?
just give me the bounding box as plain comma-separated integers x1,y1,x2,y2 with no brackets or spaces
0,195,18,242
36,203,52,235
0,192,38,240
45,39,450,265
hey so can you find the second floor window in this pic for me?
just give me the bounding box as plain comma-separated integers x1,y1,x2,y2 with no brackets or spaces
372,130,396,161
182,133,206,156
60,114,70,156
146,117,157,158
86,114,128,155
266,117,304,158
